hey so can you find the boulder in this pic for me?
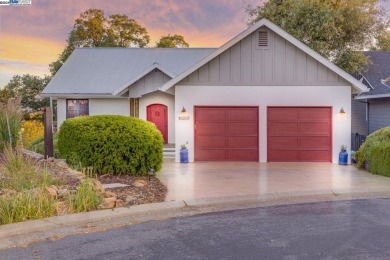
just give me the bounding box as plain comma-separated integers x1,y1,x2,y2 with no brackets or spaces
133,180,147,188
116,199,125,208
46,187,58,197
98,197,116,209
104,191,117,198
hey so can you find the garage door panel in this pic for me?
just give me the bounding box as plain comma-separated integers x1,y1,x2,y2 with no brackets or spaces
195,106,258,161
227,108,258,121
299,151,331,162
196,109,225,121
227,149,258,161
227,122,258,135
268,122,298,135
196,136,225,148
227,136,258,148
196,122,226,134
268,150,298,162
299,136,330,149
299,122,330,134
195,149,226,161
268,108,298,121
268,107,331,162
299,108,331,121
268,137,298,149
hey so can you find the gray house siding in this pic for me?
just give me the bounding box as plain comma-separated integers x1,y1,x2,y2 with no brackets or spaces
368,98,390,133
351,96,368,135
129,70,171,98
182,26,348,86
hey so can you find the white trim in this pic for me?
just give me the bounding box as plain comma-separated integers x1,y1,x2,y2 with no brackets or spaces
41,93,126,99
112,63,175,96
361,75,374,89
161,19,370,93
355,93,390,100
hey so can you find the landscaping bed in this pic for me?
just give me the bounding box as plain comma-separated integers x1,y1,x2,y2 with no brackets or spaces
97,174,167,206
0,149,167,225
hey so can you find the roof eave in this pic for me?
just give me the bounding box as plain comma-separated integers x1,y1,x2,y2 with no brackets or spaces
355,93,390,100
40,93,120,99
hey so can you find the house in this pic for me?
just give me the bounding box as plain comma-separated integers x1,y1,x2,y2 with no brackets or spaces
42,19,369,164
353,51,390,136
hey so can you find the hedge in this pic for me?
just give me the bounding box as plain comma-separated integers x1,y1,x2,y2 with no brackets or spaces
357,126,390,176
58,115,163,176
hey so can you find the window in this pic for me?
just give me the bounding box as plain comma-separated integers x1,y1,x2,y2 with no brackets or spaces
66,99,89,119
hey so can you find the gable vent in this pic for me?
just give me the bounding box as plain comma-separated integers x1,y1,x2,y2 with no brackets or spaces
258,31,268,47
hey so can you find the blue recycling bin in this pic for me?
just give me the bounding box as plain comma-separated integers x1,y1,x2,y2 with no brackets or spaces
338,150,348,165
180,149,188,163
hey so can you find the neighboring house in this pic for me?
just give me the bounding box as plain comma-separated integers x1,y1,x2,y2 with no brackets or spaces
42,19,369,164
353,51,390,136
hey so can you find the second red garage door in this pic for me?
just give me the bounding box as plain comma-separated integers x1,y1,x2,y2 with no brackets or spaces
267,107,332,162
195,106,259,161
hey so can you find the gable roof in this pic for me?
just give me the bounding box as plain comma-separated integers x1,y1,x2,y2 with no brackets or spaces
161,19,369,93
42,48,215,97
355,51,390,100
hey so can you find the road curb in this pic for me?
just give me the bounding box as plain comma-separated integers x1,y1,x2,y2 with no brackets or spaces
1,189,390,250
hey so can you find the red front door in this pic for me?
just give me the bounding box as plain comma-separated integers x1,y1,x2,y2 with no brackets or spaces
147,104,168,143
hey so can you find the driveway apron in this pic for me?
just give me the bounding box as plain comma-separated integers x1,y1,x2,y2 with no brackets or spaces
157,162,390,201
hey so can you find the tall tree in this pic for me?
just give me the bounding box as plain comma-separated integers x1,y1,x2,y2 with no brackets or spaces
108,14,150,47
155,34,190,48
49,9,150,75
246,0,388,73
5,74,51,116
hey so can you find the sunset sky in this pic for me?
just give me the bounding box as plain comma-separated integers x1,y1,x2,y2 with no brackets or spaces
0,0,389,88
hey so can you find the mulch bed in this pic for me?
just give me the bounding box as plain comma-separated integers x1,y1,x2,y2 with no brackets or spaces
97,174,168,206
1,151,168,207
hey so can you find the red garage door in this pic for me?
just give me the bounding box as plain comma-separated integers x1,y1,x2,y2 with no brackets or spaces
267,107,332,162
195,106,259,161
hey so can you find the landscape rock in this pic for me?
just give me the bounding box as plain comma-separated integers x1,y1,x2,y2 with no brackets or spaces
94,180,105,193
133,180,147,188
104,191,117,198
115,199,125,207
46,186,58,197
98,197,117,209
57,188,69,198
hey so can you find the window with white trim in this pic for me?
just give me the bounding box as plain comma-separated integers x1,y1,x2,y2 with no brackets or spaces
66,99,89,119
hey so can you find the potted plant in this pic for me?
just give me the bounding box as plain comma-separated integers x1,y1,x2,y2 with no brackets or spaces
338,145,348,165
180,144,188,163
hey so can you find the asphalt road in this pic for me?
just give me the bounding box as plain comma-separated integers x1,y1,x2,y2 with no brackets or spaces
2,198,390,260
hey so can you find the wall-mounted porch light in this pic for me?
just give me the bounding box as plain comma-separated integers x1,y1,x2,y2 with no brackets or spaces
179,106,190,120
339,107,346,115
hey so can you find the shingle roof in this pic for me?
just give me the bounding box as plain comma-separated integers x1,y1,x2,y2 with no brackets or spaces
42,48,216,96
357,51,390,98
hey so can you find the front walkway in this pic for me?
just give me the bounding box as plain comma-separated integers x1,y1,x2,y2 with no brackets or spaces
157,162,390,201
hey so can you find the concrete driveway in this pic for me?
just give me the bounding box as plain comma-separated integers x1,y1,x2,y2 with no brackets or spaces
157,162,390,201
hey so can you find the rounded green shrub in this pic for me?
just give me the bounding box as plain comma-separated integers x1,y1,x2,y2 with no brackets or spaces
357,126,390,176
58,115,163,176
